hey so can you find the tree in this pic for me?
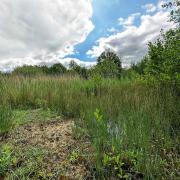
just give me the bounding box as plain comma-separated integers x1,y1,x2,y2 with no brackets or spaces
131,56,148,75
41,65,50,74
94,60,120,78
48,63,67,75
69,60,88,79
97,50,122,68
145,29,180,83
13,65,43,76
97,50,122,77
162,0,180,25
137,1,180,83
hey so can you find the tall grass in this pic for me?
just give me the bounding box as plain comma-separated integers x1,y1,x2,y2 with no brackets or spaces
0,105,13,134
0,75,179,178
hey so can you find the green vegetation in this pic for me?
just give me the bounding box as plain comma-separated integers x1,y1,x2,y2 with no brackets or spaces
0,75,179,179
0,1,179,179
0,144,50,179
0,105,13,134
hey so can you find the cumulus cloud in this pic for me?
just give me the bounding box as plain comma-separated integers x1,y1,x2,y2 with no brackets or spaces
107,27,118,33
0,0,94,71
118,13,141,27
142,4,157,13
87,5,174,67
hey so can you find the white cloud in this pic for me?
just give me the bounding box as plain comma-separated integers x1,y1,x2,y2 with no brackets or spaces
107,27,118,33
87,10,174,67
142,4,157,13
118,13,141,27
0,0,94,71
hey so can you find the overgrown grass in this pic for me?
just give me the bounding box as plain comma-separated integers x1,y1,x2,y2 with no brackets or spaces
0,75,179,179
0,105,13,134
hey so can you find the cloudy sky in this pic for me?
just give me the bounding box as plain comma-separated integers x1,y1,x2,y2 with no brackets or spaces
0,0,174,71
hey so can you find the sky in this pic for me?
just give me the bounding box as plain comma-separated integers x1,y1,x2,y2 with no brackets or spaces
0,0,174,71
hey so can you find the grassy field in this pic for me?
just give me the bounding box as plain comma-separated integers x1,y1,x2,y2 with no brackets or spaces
0,75,179,179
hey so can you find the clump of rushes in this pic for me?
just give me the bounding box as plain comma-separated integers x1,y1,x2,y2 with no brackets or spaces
0,104,14,135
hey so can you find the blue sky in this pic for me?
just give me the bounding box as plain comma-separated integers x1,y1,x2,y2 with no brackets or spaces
0,0,174,71
68,0,159,61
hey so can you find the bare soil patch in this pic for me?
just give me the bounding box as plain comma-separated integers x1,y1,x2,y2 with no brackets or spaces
2,119,93,179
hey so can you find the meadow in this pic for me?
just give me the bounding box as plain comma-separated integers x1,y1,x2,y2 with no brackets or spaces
0,74,179,179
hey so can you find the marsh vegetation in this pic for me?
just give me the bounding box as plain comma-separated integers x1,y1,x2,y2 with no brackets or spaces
0,1,179,179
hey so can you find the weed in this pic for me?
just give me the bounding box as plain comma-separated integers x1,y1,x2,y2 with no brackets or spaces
0,144,13,176
69,150,79,164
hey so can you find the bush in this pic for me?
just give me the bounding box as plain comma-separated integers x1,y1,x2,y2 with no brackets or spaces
48,63,67,75
93,60,121,78
145,29,180,84
13,65,43,76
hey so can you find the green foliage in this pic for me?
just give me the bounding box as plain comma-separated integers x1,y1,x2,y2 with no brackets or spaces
48,63,67,75
0,75,179,179
162,0,180,25
0,2,179,178
13,65,43,76
0,144,13,176
0,105,14,134
102,151,140,179
69,150,79,163
69,60,88,79
6,147,49,180
12,63,67,76
13,108,59,126
97,50,122,69
145,29,180,83
131,56,148,75
96,50,122,78
93,60,120,78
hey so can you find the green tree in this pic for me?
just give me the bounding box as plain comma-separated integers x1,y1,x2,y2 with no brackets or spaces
69,60,88,79
162,0,180,25
13,65,43,76
97,50,122,78
94,60,120,78
131,56,148,75
97,50,122,69
145,29,180,83
139,0,180,83
41,65,50,74
48,63,67,75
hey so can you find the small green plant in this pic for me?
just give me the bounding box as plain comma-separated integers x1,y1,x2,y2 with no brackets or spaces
69,150,79,163
102,150,141,179
94,109,103,123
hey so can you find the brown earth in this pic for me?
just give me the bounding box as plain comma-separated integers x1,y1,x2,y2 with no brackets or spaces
2,120,94,179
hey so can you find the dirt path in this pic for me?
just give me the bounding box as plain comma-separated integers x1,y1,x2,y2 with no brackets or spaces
2,119,93,179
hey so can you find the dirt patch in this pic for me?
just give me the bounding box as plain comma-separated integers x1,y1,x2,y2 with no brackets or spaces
2,120,93,179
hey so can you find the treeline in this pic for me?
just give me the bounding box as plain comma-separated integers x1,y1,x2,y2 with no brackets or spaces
0,51,122,79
